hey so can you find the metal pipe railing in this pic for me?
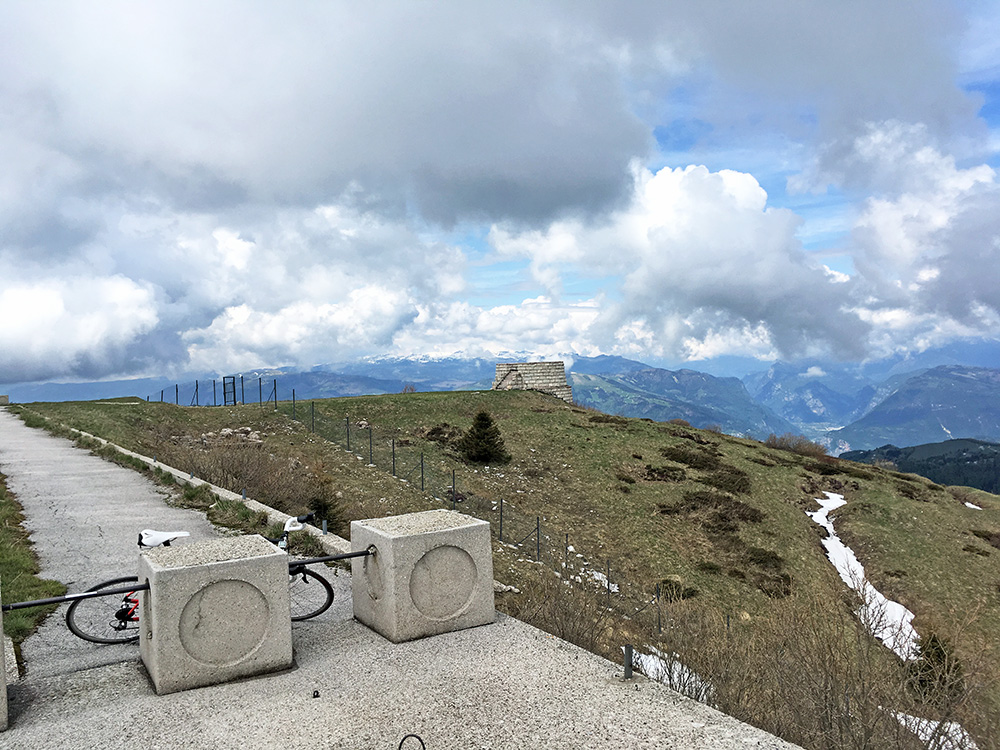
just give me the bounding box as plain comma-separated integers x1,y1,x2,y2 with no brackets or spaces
1,548,375,612
2,581,150,613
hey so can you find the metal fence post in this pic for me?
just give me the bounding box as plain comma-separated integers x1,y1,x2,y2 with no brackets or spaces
346,417,351,451
392,439,396,476
451,469,456,509
499,497,503,542
175,384,178,405
420,453,425,491
311,401,315,433
656,582,662,634
240,375,244,404
624,645,633,679
536,517,540,561
368,427,373,465
607,560,611,602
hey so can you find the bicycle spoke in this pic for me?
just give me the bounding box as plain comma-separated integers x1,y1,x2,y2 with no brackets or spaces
65,576,142,644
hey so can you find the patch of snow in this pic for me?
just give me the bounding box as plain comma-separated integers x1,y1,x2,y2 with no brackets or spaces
627,646,714,704
586,569,619,592
806,492,919,660
894,712,979,749
965,502,983,510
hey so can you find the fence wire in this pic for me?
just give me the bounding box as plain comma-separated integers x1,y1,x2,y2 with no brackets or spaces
276,399,675,639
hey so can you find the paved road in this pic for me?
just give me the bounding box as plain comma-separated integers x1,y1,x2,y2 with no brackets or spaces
0,408,220,676
0,407,800,749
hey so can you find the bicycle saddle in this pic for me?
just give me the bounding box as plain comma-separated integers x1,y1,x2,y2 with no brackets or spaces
138,529,191,548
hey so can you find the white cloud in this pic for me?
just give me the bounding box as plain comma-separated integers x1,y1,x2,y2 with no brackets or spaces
0,2,997,383
0,276,158,381
492,163,870,361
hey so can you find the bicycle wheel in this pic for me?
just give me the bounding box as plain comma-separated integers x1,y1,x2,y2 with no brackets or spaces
65,576,141,644
288,566,334,621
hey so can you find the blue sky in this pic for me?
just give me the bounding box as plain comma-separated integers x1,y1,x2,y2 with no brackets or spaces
1,1,999,385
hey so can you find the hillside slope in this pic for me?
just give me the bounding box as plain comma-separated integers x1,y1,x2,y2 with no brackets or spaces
571,368,793,439
842,438,1000,494
15,394,1000,747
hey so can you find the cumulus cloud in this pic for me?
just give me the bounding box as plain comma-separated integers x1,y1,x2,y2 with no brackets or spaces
0,1,995,383
844,122,1000,354
492,164,871,361
0,276,158,382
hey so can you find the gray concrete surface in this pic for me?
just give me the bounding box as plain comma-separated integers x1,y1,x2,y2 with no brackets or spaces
0,409,222,678
0,407,802,749
140,536,293,694
352,510,495,642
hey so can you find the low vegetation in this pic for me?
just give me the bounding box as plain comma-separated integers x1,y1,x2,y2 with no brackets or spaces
10,393,1000,748
0,471,66,644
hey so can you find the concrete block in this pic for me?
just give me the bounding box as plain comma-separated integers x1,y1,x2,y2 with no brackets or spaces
139,535,292,695
1,579,6,731
0,396,7,406
351,509,495,643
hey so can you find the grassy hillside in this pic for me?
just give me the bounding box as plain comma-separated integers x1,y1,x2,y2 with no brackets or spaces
11,393,1000,748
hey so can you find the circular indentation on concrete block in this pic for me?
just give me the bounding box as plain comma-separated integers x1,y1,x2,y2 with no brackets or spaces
365,552,383,601
409,545,477,620
179,580,268,666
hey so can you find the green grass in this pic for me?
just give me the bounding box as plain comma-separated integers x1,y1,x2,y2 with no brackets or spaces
0,472,66,644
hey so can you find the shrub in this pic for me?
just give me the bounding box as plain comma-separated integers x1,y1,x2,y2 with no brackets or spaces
457,411,511,465
660,577,699,602
907,632,965,708
972,529,1000,550
588,414,628,427
700,465,752,495
660,445,721,471
644,464,686,482
765,433,827,458
745,546,785,571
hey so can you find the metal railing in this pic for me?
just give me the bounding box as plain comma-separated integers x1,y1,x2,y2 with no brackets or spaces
1,549,373,613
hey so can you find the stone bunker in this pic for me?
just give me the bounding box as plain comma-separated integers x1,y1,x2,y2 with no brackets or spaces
492,361,573,403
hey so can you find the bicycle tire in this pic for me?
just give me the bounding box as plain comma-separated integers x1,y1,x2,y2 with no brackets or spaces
65,575,142,644
289,566,334,621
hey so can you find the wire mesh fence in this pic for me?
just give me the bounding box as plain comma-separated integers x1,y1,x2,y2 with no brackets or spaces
138,379,675,639
274,397,677,640
145,376,280,408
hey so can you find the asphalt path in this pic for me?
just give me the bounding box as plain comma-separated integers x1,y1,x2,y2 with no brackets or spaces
0,408,220,677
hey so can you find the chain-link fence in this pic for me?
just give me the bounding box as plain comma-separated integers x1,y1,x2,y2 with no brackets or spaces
275,397,681,640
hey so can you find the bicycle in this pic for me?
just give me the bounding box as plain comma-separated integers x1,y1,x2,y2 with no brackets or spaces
65,516,336,644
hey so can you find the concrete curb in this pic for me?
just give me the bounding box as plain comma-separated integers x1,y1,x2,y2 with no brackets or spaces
60,424,352,556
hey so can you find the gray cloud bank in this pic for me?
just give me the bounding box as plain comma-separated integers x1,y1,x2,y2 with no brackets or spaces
0,1,997,384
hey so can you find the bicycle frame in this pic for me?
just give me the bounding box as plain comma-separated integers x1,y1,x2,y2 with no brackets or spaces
113,590,140,630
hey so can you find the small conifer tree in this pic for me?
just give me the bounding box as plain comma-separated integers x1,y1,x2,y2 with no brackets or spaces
457,410,511,464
